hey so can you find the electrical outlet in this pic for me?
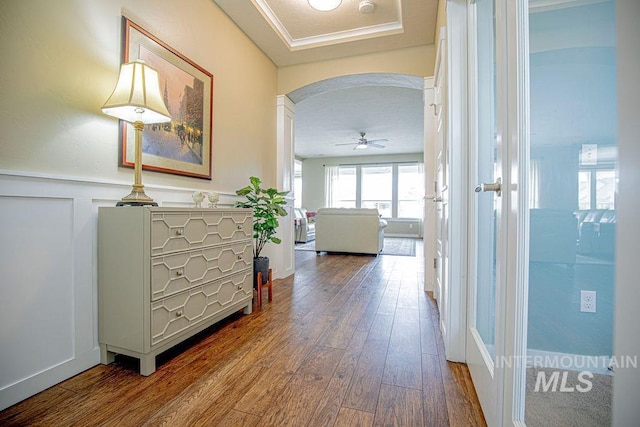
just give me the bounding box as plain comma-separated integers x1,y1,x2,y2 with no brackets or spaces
580,290,596,313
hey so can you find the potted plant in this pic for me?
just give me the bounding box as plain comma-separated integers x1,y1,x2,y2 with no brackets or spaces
235,176,289,286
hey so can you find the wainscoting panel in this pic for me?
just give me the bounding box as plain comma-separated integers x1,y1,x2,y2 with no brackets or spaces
0,195,75,395
0,170,245,410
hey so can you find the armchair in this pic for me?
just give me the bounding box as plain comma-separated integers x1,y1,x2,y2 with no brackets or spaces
294,208,315,243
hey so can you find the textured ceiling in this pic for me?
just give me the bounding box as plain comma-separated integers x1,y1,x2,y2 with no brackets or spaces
293,74,425,159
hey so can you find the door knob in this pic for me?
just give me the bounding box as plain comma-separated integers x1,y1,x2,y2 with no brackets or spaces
426,195,443,203
475,178,502,196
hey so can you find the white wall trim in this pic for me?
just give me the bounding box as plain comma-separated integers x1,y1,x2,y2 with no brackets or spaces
0,169,238,204
385,233,421,238
444,0,469,363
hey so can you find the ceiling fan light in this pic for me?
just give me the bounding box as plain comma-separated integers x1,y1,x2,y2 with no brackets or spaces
355,144,368,149
308,0,342,12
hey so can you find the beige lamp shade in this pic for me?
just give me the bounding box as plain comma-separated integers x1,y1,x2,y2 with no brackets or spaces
101,60,172,125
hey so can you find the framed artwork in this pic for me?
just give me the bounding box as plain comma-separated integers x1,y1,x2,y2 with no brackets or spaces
120,17,213,179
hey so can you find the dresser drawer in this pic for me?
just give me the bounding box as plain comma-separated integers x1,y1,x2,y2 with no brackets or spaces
151,241,252,300
150,210,252,255
151,270,252,346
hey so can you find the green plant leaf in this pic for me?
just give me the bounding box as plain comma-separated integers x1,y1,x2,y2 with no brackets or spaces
250,176,261,188
235,176,289,258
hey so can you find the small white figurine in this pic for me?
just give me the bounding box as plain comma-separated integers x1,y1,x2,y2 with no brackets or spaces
204,191,219,208
192,191,205,208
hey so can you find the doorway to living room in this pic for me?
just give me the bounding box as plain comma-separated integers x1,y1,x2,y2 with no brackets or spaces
286,73,427,268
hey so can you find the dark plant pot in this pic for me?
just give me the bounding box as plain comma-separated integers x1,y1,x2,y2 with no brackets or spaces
253,256,270,287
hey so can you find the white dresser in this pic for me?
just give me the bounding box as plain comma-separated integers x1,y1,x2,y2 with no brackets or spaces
98,207,253,375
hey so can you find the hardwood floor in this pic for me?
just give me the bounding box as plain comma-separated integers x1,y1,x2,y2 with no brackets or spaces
0,251,486,426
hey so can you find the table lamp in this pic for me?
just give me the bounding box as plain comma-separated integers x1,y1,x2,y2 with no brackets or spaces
102,59,172,206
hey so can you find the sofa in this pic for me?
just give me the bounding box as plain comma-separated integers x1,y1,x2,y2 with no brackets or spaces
294,208,315,243
574,209,616,258
529,208,616,264
314,208,388,255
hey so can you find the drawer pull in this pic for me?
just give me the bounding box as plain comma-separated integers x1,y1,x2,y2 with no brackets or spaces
237,224,242,230
176,270,184,277
175,229,183,236
237,284,243,290
175,311,183,318
237,255,243,260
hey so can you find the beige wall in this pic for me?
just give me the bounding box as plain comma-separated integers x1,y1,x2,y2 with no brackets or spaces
277,45,435,95
0,0,278,193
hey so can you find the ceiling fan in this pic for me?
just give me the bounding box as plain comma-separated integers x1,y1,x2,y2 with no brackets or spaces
335,132,387,150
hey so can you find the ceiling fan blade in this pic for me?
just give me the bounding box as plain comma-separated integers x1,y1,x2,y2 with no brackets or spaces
365,138,388,144
335,143,357,146
368,143,386,148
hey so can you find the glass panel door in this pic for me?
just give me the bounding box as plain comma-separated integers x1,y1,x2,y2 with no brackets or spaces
474,0,498,359
466,0,502,424
525,1,617,425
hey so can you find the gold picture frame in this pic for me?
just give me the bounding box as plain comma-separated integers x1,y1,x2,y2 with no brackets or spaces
120,17,213,180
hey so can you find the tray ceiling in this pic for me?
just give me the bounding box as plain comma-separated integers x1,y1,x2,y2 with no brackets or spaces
214,0,438,66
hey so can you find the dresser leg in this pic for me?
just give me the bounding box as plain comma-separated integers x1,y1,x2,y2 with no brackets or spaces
244,301,252,314
100,344,115,365
139,355,156,376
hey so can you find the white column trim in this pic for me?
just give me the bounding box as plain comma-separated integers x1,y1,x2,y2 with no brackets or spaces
275,95,296,279
423,76,436,293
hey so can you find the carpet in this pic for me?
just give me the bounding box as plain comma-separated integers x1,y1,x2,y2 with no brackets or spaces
525,367,611,426
294,237,417,257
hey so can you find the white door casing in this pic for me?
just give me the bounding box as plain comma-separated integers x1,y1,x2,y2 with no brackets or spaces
433,27,448,342
275,95,295,279
423,76,436,293
500,0,530,424
440,0,469,363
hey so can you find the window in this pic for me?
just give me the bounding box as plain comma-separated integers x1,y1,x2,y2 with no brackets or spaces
361,165,392,217
578,144,617,210
578,170,591,210
327,162,424,219
595,170,615,209
398,164,424,218
294,160,302,209
335,166,357,207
